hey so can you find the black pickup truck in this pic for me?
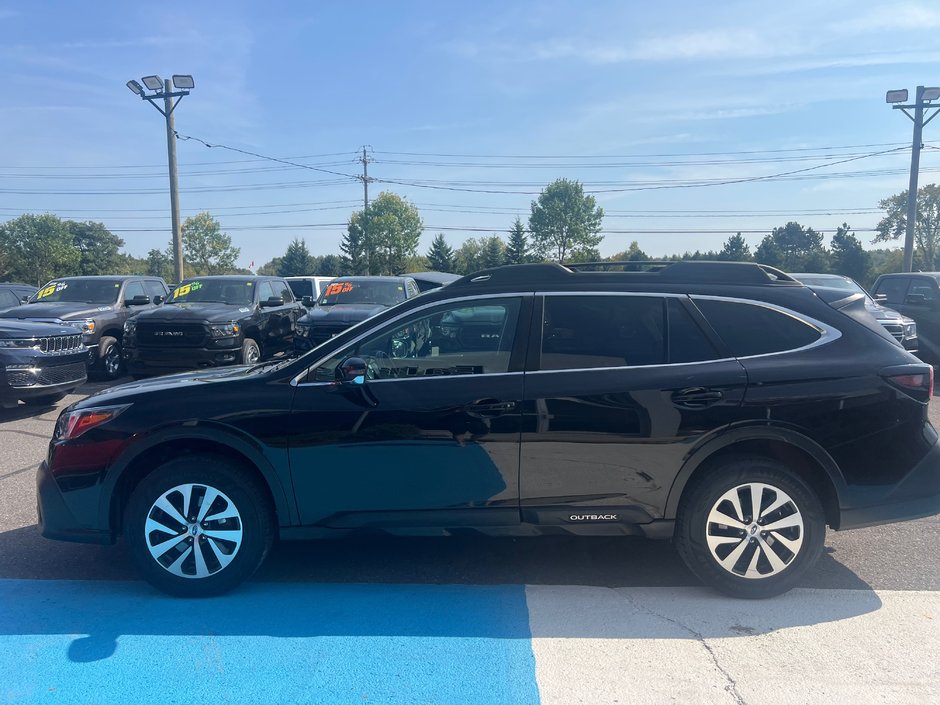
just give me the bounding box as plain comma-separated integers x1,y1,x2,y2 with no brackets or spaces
0,276,169,379
123,275,305,376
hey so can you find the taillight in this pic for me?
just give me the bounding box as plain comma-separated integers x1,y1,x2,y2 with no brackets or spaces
882,366,934,400
57,404,130,440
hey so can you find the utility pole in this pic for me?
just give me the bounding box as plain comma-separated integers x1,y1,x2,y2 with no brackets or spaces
888,85,940,272
126,74,194,284
360,146,372,274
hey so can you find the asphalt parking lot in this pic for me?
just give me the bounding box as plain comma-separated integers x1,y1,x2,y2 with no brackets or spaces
1,378,938,704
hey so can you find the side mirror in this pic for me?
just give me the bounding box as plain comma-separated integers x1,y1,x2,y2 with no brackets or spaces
301,295,315,307
20,296,29,303
873,293,888,302
905,293,929,305
125,295,152,306
153,295,165,305
261,296,284,308
336,356,367,384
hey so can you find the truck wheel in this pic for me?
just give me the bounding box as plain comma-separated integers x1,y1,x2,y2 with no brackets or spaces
239,338,260,365
123,454,275,597
674,455,825,599
96,336,124,380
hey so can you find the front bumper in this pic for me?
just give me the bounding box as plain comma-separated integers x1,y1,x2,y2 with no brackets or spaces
839,432,940,529
36,460,113,544
0,354,88,406
124,341,241,375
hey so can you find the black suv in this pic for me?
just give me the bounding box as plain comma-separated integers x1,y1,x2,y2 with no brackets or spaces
294,275,421,352
0,283,38,310
1,319,86,407
123,276,305,376
871,272,940,363
38,262,939,598
0,276,169,380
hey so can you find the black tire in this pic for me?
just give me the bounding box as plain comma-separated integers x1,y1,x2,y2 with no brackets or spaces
674,455,826,599
239,338,260,365
95,336,123,380
21,392,66,406
123,454,275,597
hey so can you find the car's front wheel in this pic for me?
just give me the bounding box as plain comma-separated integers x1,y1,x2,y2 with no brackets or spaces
675,455,826,599
96,336,124,380
124,455,275,597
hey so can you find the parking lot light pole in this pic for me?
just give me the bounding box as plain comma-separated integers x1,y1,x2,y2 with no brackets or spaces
127,74,194,284
887,86,940,272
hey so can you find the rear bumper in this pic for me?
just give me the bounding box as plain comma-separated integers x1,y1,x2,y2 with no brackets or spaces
838,434,940,530
36,460,113,544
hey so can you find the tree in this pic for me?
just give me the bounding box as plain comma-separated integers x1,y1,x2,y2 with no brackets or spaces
257,257,282,276
180,212,240,275
426,233,456,272
454,238,485,275
505,217,530,265
278,238,314,277
829,223,871,282
718,233,752,261
68,220,125,275
480,235,506,269
146,248,174,280
874,183,940,268
342,193,423,275
316,254,344,276
754,221,825,271
528,179,604,262
0,213,79,285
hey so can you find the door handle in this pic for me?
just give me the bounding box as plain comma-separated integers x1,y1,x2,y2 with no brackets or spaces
469,399,517,415
671,387,723,409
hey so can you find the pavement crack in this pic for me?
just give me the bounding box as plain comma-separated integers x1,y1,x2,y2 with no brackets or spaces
613,589,748,705
0,464,36,481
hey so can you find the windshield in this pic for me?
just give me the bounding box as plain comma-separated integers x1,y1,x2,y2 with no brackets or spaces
288,280,313,299
166,279,256,306
795,275,864,294
32,279,122,305
318,280,407,306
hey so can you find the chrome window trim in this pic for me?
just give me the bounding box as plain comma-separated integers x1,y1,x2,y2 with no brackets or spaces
291,292,531,387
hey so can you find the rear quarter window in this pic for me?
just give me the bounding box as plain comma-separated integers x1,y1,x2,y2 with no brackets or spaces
692,298,822,357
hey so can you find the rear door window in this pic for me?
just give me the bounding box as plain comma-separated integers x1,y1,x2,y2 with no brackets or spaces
0,290,19,308
288,280,312,299
907,277,939,302
692,298,822,357
144,280,167,299
123,281,146,302
873,277,910,305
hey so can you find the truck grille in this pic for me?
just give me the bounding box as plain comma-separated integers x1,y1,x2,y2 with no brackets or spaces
136,323,208,347
37,334,83,353
880,322,904,341
307,323,352,346
6,362,87,389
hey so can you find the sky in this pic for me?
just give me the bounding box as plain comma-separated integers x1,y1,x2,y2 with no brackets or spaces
2,0,940,269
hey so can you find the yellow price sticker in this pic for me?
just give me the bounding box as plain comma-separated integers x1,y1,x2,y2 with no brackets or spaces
172,284,192,298
37,284,57,299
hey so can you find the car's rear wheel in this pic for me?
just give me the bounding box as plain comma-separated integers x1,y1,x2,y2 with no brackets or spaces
124,455,274,597
675,455,825,598
95,336,123,380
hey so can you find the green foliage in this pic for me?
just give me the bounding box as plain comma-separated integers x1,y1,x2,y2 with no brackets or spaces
454,238,485,275
426,234,456,272
0,213,80,285
180,212,241,275
829,223,871,282
480,235,506,269
528,179,604,262
257,257,282,276
505,217,530,265
67,221,125,275
316,254,345,276
874,183,940,268
755,221,826,271
719,233,752,261
342,193,423,275
144,249,173,280
278,238,314,277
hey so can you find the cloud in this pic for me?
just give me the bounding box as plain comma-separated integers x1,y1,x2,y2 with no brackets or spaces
626,29,792,61
836,3,940,33
443,38,629,65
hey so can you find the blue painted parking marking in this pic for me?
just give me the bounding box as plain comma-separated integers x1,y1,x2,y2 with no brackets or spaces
0,579,540,705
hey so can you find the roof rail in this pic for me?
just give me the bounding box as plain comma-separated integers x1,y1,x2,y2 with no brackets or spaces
449,260,800,288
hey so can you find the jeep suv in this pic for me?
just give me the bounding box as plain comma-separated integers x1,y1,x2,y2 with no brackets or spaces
0,319,86,407
122,275,305,376
0,276,169,379
37,262,940,598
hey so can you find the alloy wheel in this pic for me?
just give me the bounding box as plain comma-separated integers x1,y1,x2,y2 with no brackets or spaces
104,345,122,376
705,482,804,579
143,483,244,579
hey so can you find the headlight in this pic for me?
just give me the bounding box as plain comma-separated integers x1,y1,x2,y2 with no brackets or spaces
0,338,38,349
124,318,137,335
81,319,96,334
209,322,240,338
905,322,917,336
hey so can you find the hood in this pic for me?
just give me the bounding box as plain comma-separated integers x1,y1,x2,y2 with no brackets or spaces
299,303,387,325
75,365,256,409
0,319,82,338
135,302,253,324
0,301,115,321
865,299,904,322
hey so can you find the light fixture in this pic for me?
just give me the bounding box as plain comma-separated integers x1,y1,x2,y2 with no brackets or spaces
886,89,909,104
172,74,194,90
126,79,144,95
922,87,940,101
141,75,164,91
